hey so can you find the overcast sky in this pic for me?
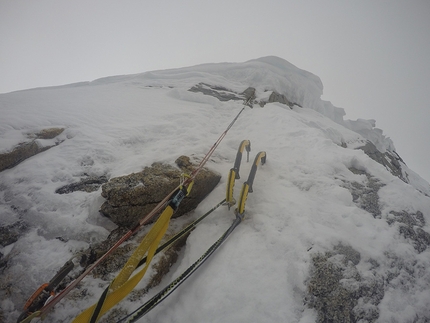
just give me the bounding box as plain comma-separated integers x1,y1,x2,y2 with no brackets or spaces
1,0,429,182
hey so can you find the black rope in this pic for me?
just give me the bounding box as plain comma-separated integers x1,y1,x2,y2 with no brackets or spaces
89,286,109,323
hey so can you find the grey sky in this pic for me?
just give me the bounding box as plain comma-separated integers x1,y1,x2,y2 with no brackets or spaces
1,0,429,182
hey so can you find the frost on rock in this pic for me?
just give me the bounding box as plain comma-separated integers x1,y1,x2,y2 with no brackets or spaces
343,167,385,218
0,220,28,248
188,83,245,102
306,244,383,323
188,82,300,109
356,141,407,183
0,127,65,172
387,210,430,253
332,167,430,322
55,175,108,194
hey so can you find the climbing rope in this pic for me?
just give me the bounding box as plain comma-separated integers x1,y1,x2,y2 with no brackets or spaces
17,106,246,323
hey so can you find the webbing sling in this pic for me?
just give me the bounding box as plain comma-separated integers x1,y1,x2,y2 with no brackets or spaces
73,205,174,322
73,185,192,323
136,198,226,269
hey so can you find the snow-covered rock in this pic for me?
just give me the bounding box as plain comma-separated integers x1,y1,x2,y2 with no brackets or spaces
1,56,429,323
100,156,221,228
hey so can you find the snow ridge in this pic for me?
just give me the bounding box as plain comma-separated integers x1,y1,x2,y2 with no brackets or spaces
1,57,430,322
103,56,395,153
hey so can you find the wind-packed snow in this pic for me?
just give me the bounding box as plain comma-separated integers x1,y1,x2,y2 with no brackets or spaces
1,57,430,322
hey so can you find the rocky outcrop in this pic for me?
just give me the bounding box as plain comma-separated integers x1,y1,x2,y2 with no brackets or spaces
307,234,430,323
55,175,108,194
0,127,65,172
0,221,29,271
189,83,244,102
344,167,385,218
78,226,134,277
241,87,256,102
0,220,28,247
32,128,65,140
188,83,300,109
268,91,292,106
76,155,221,290
388,210,430,253
323,168,430,322
258,90,299,108
356,141,406,183
343,168,430,252
100,156,221,228
306,244,384,323
36,156,221,316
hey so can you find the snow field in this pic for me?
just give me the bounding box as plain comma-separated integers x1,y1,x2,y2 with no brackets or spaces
1,57,430,322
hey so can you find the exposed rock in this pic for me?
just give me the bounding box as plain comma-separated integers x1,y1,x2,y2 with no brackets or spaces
382,252,430,322
241,87,256,107
268,91,293,107
65,226,190,323
258,90,300,108
145,233,189,289
241,87,256,101
333,243,361,266
33,128,65,140
306,244,384,323
55,175,108,194
4,154,217,301
0,220,29,274
344,168,430,253
388,210,430,253
330,170,430,322
189,83,244,102
0,221,28,247
0,141,49,172
0,127,65,172
344,168,385,218
76,219,190,295
188,83,301,109
0,252,4,269
100,156,221,228
35,226,132,295
356,141,406,182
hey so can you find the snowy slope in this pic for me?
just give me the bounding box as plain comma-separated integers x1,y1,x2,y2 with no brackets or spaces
1,57,430,322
